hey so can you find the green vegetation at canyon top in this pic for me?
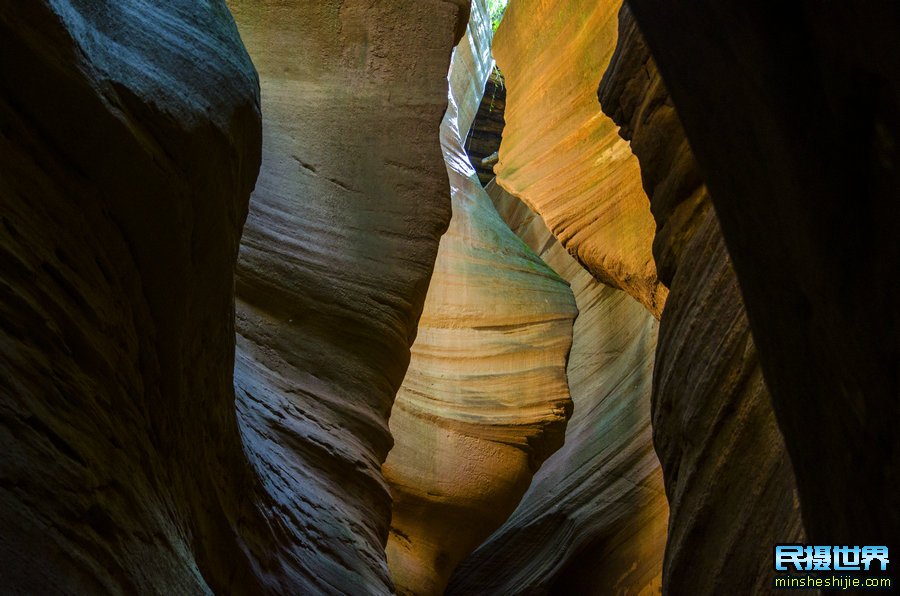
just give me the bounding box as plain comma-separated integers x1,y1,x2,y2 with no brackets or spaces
486,0,508,31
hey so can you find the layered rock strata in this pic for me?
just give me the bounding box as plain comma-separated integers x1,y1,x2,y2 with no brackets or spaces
491,0,666,316
227,1,469,592
625,0,900,552
449,181,666,595
444,2,672,592
383,3,578,593
453,0,806,593
599,6,806,593
0,2,265,591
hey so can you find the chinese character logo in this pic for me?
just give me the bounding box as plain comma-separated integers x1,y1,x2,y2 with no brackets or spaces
775,545,890,572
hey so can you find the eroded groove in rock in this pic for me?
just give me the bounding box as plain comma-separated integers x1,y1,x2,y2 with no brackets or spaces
382,2,578,593
625,0,900,551
491,0,667,316
448,181,666,595
0,2,264,592
226,1,469,592
599,6,806,593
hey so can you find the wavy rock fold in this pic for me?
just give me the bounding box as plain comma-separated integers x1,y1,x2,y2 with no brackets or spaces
449,181,666,594
384,3,577,593
228,0,468,592
491,0,666,316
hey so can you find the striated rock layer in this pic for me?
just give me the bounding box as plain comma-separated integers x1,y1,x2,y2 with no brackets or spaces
383,3,577,593
449,181,666,595
227,0,469,592
600,6,806,593
626,0,900,554
491,0,666,316
0,2,265,592
445,2,672,592
0,0,469,593
454,0,805,593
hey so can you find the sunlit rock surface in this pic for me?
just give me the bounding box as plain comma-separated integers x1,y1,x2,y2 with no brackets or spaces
491,0,666,316
449,181,666,595
600,6,806,593
456,1,806,593
227,1,468,592
0,1,264,591
626,0,900,553
442,2,672,592
383,3,577,593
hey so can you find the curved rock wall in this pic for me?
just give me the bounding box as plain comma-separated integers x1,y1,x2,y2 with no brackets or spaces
383,3,578,593
4,1,880,593
1,0,468,593
491,0,666,316
599,6,806,593
449,181,666,595
454,0,805,593
442,2,671,592
227,1,468,592
625,0,900,552
0,2,263,592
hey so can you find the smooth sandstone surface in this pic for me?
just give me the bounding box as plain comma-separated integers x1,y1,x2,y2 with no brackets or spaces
491,0,666,316
383,3,577,593
444,3,673,592
451,1,806,592
227,0,468,592
0,1,264,592
449,181,666,595
600,7,806,593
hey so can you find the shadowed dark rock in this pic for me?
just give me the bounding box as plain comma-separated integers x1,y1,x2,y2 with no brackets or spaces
599,7,808,593
0,1,263,591
625,0,900,562
465,70,506,186
0,0,465,593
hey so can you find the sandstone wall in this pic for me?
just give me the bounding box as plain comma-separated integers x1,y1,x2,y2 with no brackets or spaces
383,3,578,593
0,0,467,592
0,1,262,591
454,0,806,593
599,7,806,593
491,0,666,316
227,0,468,592
466,70,506,186
449,181,666,595
625,0,900,552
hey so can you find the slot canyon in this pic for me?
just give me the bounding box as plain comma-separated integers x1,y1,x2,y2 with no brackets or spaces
0,0,897,594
